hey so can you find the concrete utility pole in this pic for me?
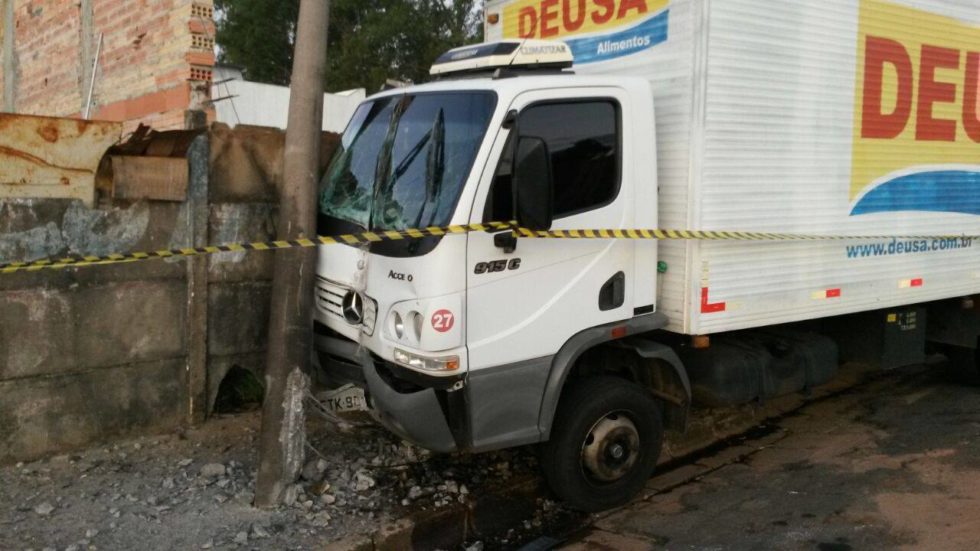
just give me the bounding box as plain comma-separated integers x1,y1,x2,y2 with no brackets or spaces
255,0,330,508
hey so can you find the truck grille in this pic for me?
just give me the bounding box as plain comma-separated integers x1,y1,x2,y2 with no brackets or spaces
315,277,377,336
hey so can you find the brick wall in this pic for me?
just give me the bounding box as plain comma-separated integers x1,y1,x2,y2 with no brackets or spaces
0,0,214,130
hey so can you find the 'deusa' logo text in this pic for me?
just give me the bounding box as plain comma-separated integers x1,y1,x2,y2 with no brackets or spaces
503,0,670,64
851,0,980,216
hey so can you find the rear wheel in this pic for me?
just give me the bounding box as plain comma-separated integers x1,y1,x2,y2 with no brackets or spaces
541,377,663,512
934,342,980,385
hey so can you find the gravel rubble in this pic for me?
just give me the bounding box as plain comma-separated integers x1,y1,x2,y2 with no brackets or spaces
0,409,558,550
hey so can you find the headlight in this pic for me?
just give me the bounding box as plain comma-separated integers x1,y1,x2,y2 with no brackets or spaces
393,348,460,372
411,311,423,339
393,312,404,339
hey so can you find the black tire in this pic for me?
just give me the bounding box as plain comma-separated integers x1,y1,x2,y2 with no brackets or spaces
541,376,663,512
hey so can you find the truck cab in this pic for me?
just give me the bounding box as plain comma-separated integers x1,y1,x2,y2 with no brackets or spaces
314,40,689,510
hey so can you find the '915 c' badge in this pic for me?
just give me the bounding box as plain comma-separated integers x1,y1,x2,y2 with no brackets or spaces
474,258,521,274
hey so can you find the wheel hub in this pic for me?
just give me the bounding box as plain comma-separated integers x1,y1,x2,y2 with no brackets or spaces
581,412,640,483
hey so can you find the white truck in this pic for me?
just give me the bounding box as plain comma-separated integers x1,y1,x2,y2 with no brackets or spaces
313,0,980,510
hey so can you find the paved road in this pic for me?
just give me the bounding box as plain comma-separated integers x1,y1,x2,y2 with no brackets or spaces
562,365,980,550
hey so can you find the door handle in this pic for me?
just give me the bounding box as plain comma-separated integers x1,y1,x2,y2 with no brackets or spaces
599,272,626,311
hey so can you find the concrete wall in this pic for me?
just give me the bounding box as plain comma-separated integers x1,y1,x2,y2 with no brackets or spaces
0,198,189,462
0,0,215,130
0,124,340,464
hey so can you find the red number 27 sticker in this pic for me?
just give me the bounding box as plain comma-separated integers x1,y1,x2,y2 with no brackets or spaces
431,310,455,333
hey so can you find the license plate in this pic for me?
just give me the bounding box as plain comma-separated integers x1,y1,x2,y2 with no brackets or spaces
322,385,368,413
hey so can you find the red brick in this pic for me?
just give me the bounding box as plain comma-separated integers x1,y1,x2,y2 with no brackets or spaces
188,18,215,35
91,84,190,121
185,51,215,67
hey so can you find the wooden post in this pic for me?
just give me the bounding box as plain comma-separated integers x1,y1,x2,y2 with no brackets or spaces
254,0,330,508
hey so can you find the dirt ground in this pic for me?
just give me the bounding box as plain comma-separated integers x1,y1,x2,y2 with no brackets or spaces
0,407,552,551
563,364,980,550
6,363,979,550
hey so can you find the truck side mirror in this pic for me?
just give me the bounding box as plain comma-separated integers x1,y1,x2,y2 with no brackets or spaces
513,136,554,231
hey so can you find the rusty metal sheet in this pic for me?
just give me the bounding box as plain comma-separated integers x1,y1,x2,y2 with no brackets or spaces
0,113,122,206
109,156,188,201
208,122,340,202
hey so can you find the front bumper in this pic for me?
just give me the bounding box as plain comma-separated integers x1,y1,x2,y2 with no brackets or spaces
362,355,460,453
314,322,461,453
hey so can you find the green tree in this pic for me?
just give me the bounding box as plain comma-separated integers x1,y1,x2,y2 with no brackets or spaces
215,0,484,92
214,0,299,86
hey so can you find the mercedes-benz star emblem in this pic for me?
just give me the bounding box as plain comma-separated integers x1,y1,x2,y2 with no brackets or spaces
341,290,364,325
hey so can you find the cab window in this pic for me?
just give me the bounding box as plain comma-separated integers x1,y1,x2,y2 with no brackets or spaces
484,100,621,222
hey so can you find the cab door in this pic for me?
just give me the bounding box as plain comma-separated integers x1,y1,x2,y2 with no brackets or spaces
463,87,637,449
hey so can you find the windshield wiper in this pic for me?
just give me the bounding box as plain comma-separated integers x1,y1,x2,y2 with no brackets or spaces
390,129,432,181
426,109,445,203
370,95,412,230
382,122,436,233
413,109,446,229
388,107,445,194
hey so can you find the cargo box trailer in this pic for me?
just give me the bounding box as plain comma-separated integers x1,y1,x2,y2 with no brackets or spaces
314,0,980,510
487,0,980,335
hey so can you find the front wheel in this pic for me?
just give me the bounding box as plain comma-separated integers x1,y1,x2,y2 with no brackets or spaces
541,377,664,512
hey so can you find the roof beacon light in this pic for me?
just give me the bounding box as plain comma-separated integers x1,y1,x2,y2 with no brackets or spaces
430,40,574,77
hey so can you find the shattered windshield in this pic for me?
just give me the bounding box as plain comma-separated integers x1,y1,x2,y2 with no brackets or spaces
319,92,497,231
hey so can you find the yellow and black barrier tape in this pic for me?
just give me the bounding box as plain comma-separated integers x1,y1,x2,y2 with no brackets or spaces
0,222,511,274
1,221,978,274
511,228,976,241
